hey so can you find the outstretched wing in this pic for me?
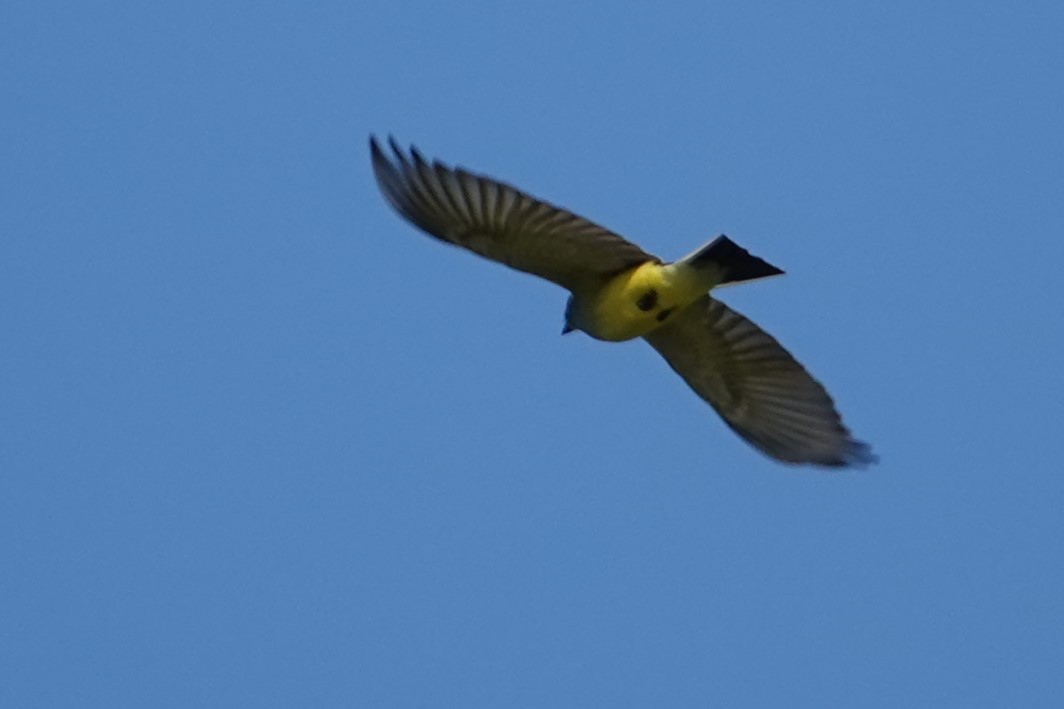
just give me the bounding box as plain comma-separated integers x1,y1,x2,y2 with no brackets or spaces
371,136,656,290
644,295,876,467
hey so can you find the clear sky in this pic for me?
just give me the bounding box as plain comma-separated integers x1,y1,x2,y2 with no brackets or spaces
3,1,1062,707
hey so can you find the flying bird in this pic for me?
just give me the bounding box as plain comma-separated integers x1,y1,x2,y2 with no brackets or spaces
370,136,875,467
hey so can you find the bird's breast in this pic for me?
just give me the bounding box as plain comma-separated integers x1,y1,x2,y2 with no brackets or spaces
579,261,713,341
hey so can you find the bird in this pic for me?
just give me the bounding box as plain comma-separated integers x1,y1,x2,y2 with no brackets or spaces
369,136,875,468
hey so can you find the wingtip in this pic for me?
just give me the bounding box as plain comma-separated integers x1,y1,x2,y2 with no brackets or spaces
408,143,428,168
369,134,384,159
839,439,878,469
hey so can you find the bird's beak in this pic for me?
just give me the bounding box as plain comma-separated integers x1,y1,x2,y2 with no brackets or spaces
561,323,575,335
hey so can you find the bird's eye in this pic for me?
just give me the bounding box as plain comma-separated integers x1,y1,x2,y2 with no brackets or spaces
636,290,658,311
656,308,673,322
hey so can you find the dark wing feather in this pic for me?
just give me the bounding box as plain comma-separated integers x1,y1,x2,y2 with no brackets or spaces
371,136,656,290
644,295,876,467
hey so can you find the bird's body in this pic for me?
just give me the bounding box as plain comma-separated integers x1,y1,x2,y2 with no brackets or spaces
567,236,779,341
370,136,876,468
570,261,713,341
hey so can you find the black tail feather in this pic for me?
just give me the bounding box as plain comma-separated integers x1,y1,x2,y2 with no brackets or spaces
684,235,784,285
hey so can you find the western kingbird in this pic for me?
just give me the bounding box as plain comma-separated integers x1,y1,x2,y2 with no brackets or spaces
370,136,875,467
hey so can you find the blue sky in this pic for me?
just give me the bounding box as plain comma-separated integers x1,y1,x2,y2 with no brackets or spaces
2,1,1062,706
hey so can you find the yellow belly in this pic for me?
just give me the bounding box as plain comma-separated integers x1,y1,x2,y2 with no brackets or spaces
581,261,718,341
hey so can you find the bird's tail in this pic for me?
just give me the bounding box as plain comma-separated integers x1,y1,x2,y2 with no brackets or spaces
679,235,784,285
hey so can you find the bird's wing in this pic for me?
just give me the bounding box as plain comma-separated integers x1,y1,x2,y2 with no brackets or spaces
643,295,875,467
371,137,656,290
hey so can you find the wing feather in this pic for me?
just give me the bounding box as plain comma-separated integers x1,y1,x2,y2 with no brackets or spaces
371,136,656,289
644,295,876,467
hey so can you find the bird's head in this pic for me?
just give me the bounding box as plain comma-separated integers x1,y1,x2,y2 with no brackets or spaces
562,295,580,335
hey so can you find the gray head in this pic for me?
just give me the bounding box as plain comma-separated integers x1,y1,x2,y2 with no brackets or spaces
562,295,579,335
